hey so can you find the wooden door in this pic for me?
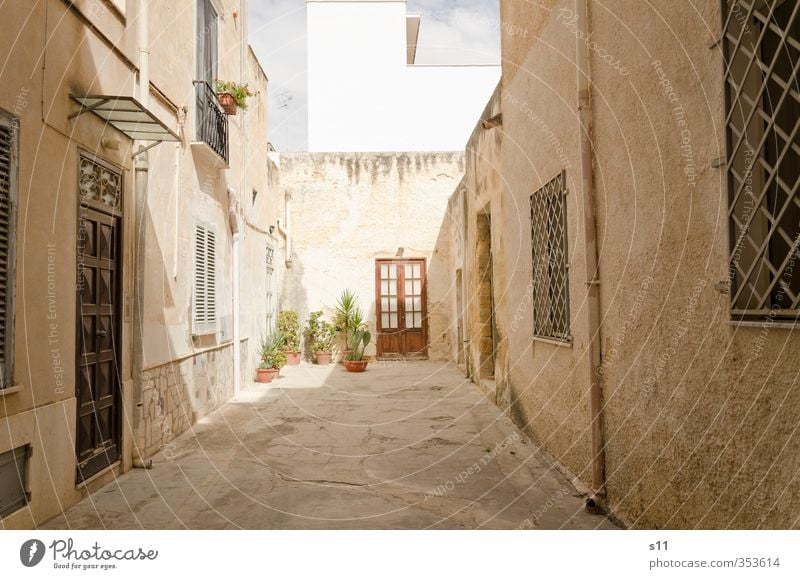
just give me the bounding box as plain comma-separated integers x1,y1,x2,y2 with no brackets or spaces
76,199,122,482
375,259,428,359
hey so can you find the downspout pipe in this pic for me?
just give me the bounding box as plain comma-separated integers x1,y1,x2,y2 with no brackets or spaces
228,188,241,401
576,0,605,508
132,0,150,468
276,191,292,266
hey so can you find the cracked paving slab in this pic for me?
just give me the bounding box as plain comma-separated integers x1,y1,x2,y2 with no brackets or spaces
43,362,618,530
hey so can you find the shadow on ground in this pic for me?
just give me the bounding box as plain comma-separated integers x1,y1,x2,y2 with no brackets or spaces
43,362,617,529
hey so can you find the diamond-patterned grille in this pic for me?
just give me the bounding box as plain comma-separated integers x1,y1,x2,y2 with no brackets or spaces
530,171,571,341
722,0,800,320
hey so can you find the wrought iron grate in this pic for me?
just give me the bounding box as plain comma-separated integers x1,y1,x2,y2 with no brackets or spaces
722,0,800,320
530,171,571,341
194,81,229,164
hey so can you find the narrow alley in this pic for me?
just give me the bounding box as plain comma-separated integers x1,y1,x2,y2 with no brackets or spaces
43,363,615,530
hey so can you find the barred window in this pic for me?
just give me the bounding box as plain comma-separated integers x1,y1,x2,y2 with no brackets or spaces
193,223,217,335
0,109,18,389
530,171,571,341
722,0,800,320
266,245,275,331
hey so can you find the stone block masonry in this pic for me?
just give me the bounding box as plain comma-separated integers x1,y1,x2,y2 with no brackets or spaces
137,344,236,459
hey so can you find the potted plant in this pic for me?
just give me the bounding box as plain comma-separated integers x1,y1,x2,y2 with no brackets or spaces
256,360,273,384
257,330,287,382
343,328,372,373
214,79,254,115
306,311,336,365
277,310,302,366
334,289,367,362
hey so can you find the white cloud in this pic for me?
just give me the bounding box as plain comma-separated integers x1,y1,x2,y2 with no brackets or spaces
248,0,499,151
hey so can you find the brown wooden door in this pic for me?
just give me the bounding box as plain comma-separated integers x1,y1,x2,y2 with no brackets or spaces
376,259,428,359
76,205,122,482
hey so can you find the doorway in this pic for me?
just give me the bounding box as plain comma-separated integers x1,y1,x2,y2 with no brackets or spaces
456,268,465,366
75,153,123,483
477,211,496,379
375,259,428,359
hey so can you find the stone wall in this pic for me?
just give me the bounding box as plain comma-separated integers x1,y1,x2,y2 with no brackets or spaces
138,342,242,459
280,152,464,361
444,0,800,528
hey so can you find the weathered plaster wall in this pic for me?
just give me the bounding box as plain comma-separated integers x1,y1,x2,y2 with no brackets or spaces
0,0,139,529
0,0,280,527
464,0,800,528
281,152,464,361
135,2,284,452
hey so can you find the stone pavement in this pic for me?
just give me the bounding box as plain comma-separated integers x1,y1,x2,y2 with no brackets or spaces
43,361,617,529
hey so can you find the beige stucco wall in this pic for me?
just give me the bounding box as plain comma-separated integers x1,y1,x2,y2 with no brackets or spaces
448,0,800,528
281,152,464,361
0,0,280,527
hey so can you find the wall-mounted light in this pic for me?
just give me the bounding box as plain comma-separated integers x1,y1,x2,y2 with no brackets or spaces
269,225,276,235
481,113,503,130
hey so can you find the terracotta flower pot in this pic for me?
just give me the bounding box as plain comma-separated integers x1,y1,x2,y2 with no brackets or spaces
343,359,368,373
285,351,301,366
266,368,280,381
340,350,354,364
315,351,332,366
256,368,273,383
217,92,238,115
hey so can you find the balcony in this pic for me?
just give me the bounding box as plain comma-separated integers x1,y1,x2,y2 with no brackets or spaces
192,81,229,167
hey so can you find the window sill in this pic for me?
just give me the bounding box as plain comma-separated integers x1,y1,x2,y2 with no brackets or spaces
533,336,573,348
0,385,22,398
726,320,799,331
75,461,121,491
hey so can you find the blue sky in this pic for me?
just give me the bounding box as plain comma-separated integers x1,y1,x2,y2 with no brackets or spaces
248,0,500,151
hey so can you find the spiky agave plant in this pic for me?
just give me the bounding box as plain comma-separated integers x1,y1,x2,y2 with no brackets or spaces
335,289,358,349
347,328,372,362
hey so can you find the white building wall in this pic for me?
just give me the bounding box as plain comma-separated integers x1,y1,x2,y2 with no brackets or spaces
307,0,500,152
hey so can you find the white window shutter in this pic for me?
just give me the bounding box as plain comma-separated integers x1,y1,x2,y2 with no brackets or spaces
193,223,217,335
205,228,217,328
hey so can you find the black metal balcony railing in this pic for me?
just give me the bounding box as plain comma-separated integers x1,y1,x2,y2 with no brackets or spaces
194,81,228,164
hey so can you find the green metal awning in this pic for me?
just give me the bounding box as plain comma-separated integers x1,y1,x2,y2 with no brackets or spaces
69,95,180,142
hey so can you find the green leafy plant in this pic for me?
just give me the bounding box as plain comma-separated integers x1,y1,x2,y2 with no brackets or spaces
346,328,372,362
277,311,301,351
306,311,336,353
259,329,287,369
335,289,367,350
214,79,254,109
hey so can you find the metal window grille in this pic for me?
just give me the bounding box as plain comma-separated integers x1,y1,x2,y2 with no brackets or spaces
193,223,217,334
530,171,571,341
722,0,800,320
266,245,275,331
0,110,18,389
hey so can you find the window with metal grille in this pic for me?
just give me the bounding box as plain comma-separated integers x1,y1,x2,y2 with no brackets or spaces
0,445,29,519
266,245,275,331
0,110,18,389
722,0,800,320
193,223,217,335
530,171,571,341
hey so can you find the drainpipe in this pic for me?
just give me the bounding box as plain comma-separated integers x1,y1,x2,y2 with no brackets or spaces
236,0,246,398
132,0,150,468
229,188,241,400
576,0,605,508
276,191,293,266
